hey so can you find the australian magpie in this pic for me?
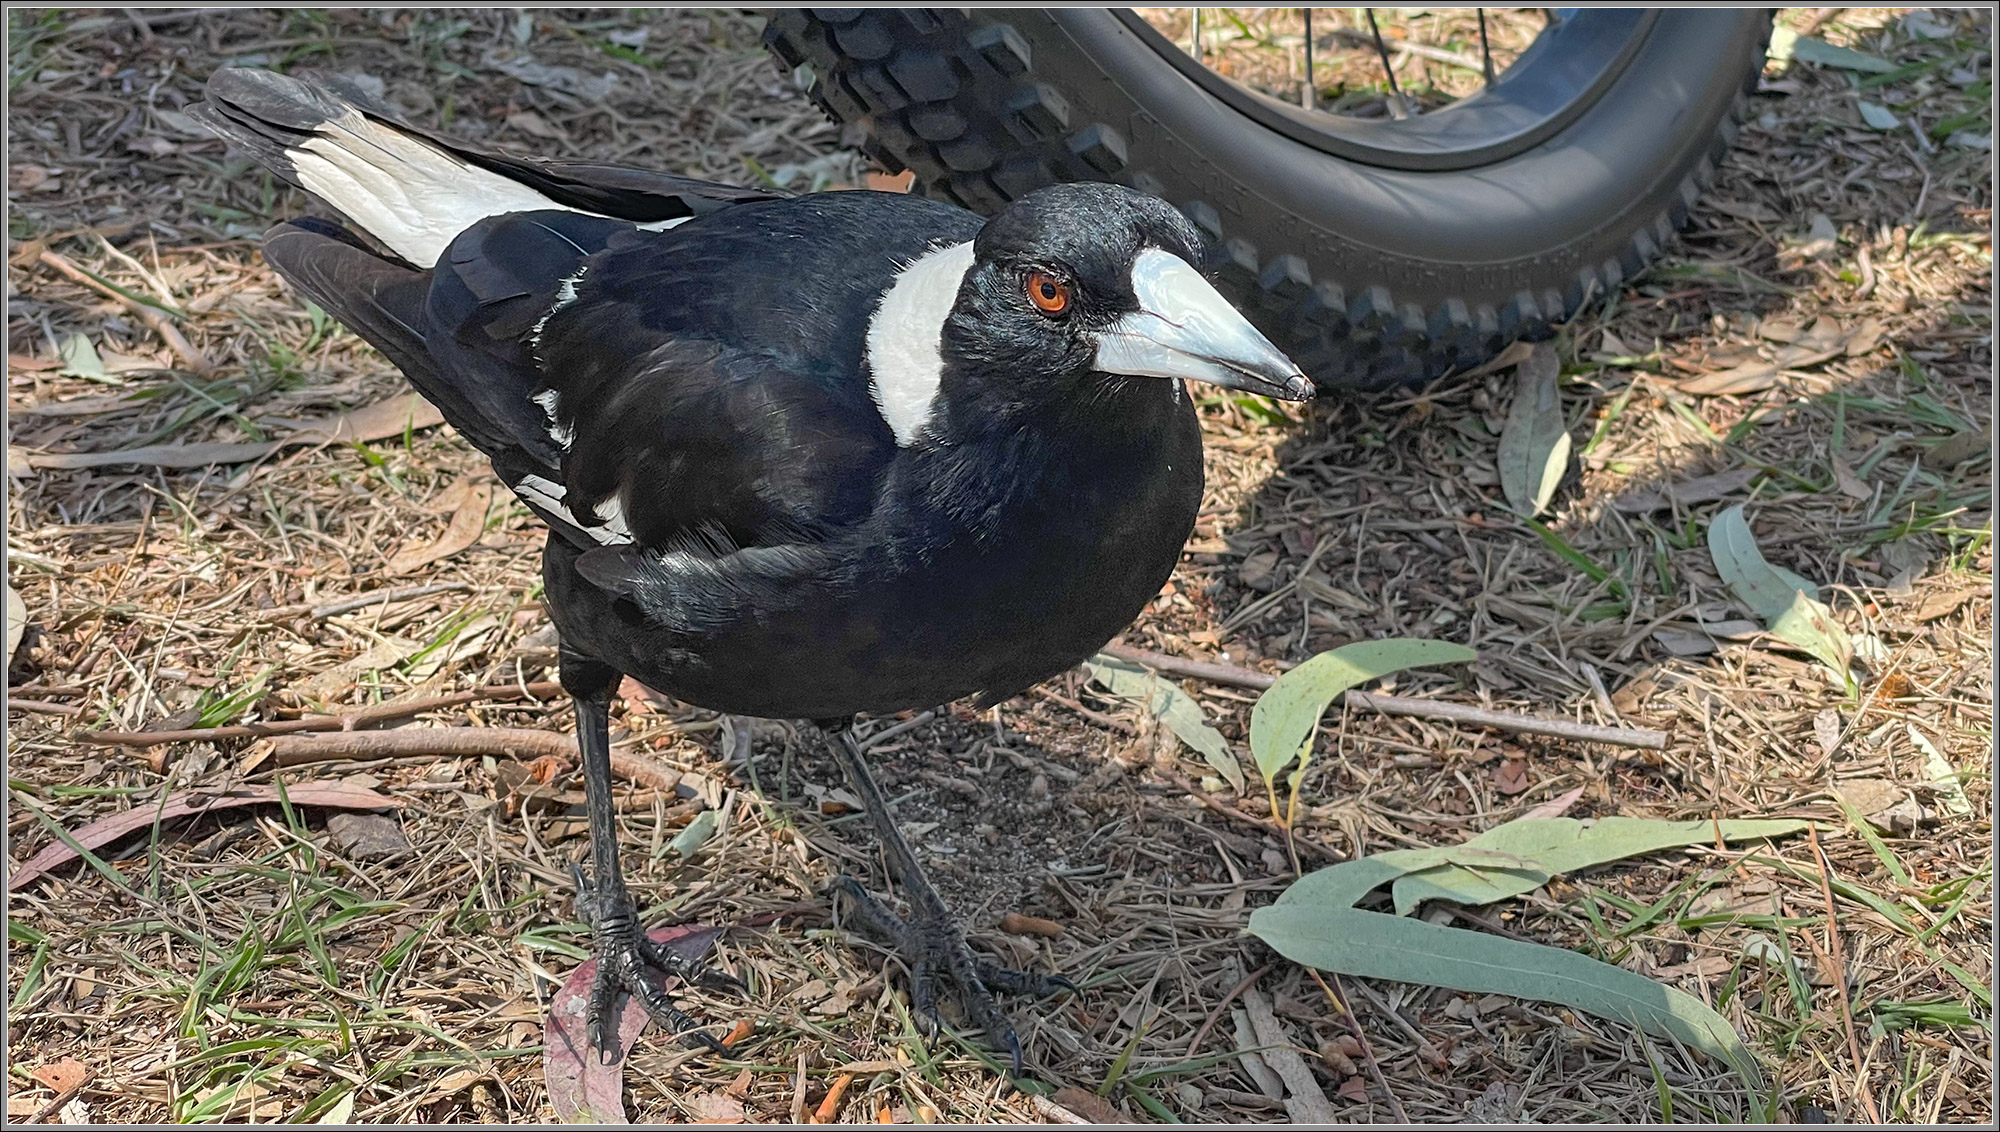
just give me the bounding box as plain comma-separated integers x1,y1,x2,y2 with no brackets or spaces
192,66,1311,1070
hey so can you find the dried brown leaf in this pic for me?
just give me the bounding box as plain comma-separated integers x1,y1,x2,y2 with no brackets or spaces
387,481,492,574
9,784,402,890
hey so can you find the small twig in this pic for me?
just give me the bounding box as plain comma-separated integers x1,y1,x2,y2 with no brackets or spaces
269,727,573,765
1186,962,1274,1056
1155,769,1341,861
265,726,683,795
1312,969,1410,1124
8,699,86,716
1103,644,1277,690
27,1072,94,1125
1808,824,1884,1125
1101,644,1669,749
257,581,472,621
1036,687,1135,734
1026,1094,1090,1125
126,6,235,26
76,680,565,747
858,710,935,751
1325,25,1486,73
1345,690,1668,749
37,249,212,373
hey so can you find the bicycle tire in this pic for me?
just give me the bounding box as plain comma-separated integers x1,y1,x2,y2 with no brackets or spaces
764,8,1772,391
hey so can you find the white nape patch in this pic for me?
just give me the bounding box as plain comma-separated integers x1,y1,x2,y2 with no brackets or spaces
288,112,693,270
864,240,975,446
511,473,631,545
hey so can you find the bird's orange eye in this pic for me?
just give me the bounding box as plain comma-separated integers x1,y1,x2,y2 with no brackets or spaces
1025,270,1070,316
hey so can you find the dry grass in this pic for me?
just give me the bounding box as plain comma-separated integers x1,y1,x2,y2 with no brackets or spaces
6,7,1990,1125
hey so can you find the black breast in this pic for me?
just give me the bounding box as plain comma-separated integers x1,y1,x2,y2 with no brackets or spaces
541,380,1203,720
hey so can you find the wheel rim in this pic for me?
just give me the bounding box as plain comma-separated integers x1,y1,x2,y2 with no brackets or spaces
1114,8,1661,173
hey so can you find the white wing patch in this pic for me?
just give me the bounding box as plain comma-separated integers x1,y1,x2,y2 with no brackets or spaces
530,388,573,450
289,111,694,270
511,473,631,546
864,240,974,447
527,263,590,361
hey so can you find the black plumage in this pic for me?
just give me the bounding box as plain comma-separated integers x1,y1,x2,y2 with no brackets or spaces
195,66,1310,1070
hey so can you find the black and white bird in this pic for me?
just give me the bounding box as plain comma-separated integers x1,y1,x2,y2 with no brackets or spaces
193,67,1311,1069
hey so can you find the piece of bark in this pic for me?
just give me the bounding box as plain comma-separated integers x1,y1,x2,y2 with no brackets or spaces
1242,988,1340,1123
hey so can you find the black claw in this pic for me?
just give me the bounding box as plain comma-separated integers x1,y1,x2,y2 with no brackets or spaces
574,864,728,1062
833,876,1068,1073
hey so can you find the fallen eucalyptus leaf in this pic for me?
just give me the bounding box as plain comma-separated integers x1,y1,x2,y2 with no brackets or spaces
1612,468,1759,513
1086,655,1242,792
1857,101,1899,131
1768,27,1897,73
5,581,26,669
18,394,445,470
1909,726,1972,816
57,333,108,380
668,809,720,856
1384,817,1810,916
1497,343,1570,518
1249,639,1478,785
387,480,494,575
1248,904,1767,1092
9,784,402,890
1707,505,1851,684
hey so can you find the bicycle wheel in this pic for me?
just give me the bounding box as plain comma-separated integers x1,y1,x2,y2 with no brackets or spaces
765,8,1772,390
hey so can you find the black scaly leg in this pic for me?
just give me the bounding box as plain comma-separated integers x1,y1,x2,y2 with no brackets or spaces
820,720,1074,1073
562,647,733,1061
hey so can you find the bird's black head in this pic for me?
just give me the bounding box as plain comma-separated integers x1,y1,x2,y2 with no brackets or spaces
904,183,1310,438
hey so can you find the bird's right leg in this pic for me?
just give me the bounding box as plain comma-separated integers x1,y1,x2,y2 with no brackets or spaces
562,647,733,1061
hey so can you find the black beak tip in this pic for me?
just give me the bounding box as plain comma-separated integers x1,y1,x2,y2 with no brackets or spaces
1280,371,1316,402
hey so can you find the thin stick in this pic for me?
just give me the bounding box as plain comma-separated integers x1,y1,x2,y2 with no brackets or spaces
257,581,471,620
76,681,565,747
1808,824,1884,1124
8,699,86,716
1155,769,1340,861
1345,690,1668,749
1026,1094,1090,1125
27,1071,93,1125
1101,644,1669,749
37,249,212,373
1186,963,1274,1056
269,727,573,765
263,726,686,793
1311,968,1410,1123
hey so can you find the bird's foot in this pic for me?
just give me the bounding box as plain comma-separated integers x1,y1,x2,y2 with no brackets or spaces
573,864,740,1061
834,876,1075,1073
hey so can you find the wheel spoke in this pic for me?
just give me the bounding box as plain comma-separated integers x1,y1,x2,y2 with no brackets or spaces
1363,9,1411,118
1477,9,1497,86
1300,8,1314,110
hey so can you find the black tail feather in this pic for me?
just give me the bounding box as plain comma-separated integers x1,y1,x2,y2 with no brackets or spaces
260,221,522,463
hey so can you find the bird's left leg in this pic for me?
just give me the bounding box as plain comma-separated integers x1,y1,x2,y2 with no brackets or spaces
563,647,735,1061
821,721,1074,1073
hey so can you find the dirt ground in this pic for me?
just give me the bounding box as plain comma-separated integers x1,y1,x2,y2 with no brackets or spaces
5,7,1990,1125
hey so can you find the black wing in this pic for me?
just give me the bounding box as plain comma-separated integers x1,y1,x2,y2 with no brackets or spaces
529,191,980,555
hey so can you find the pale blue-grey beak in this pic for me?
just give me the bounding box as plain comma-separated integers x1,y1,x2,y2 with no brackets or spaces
1091,248,1314,401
